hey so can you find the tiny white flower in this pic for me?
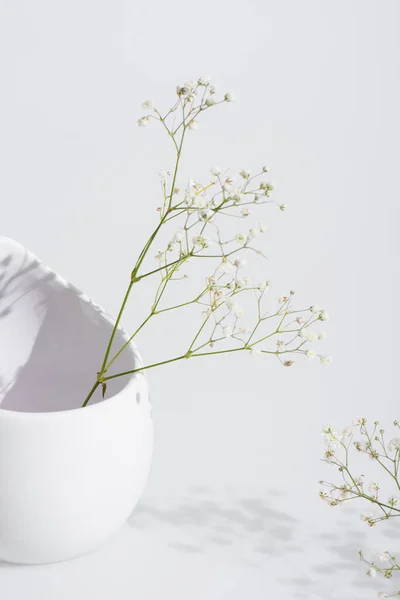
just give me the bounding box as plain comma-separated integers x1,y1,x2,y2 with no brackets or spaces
205,97,216,107
340,427,352,439
223,326,233,338
320,355,332,366
258,281,270,291
388,438,400,452
310,304,321,313
155,251,165,263
306,349,317,359
377,552,390,563
322,425,338,443
138,116,150,127
388,496,399,507
241,208,250,217
354,441,367,452
366,484,379,499
159,170,170,182
232,193,243,204
250,347,262,357
353,417,363,426
317,332,326,340
360,511,373,521
173,229,185,243
239,169,251,179
323,449,336,463
188,120,199,130
299,329,318,342
200,209,213,220
233,304,244,318
378,593,389,600
366,567,376,578
249,227,259,238
235,277,246,289
211,166,221,176
192,235,211,248
193,195,210,209
259,221,267,233
176,81,195,97
278,296,289,304
262,165,269,173
236,233,246,244
198,75,211,86
224,91,235,102
296,316,306,325
142,100,154,110
319,310,329,322
234,258,247,268
279,204,287,211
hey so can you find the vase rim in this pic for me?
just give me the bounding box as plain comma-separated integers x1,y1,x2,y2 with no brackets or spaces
0,236,144,419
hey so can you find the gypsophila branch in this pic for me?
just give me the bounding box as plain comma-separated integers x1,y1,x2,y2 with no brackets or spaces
82,76,331,408
320,419,400,598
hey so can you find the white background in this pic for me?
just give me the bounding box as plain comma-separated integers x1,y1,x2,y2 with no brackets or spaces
1,1,399,598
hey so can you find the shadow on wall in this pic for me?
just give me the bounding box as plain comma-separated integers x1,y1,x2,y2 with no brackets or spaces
129,489,386,599
0,246,135,412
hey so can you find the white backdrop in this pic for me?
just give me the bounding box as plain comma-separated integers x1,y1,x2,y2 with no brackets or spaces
1,1,399,598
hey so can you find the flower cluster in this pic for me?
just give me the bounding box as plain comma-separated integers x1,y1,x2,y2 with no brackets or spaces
82,77,331,408
145,164,331,362
320,419,400,598
138,76,234,129
359,549,400,598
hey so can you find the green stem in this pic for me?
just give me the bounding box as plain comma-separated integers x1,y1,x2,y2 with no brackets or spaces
155,291,207,314
103,347,245,383
99,279,134,377
187,313,212,353
135,255,190,282
103,355,188,381
100,217,165,379
105,312,154,373
167,127,186,211
81,381,101,408
105,261,186,373
81,120,188,408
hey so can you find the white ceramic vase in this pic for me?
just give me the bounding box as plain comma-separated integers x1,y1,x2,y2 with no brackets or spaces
0,237,153,564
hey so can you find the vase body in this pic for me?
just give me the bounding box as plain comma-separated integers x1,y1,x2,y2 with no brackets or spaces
0,237,153,564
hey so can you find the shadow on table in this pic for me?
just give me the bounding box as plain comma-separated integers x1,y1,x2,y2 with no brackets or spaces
129,489,300,558
129,490,388,599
